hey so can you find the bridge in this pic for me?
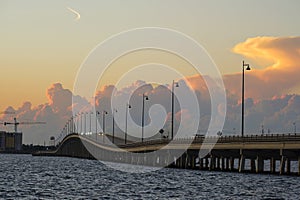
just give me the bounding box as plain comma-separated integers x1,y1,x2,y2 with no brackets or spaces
33,133,300,175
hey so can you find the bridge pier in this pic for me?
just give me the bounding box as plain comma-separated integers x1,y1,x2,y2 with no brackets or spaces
286,158,291,174
191,155,196,169
280,156,286,175
230,157,235,171
205,157,209,169
238,155,245,173
270,158,276,174
251,159,256,172
199,158,204,170
225,157,230,170
209,155,215,171
256,156,264,173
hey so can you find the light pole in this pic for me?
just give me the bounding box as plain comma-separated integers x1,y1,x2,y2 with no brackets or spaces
85,112,88,134
125,103,131,144
171,80,179,140
96,111,100,140
241,60,251,138
72,116,75,133
112,109,117,144
89,112,93,133
142,94,149,143
102,110,108,133
80,112,83,134
293,122,296,134
76,113,79,134
102,111,108,143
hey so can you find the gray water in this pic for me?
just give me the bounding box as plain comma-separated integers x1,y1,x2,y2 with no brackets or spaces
0,154,300,199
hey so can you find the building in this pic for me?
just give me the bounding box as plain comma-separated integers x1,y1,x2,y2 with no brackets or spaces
0,131,23,151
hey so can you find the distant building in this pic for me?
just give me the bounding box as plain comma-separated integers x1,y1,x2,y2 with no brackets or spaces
0,131,22,151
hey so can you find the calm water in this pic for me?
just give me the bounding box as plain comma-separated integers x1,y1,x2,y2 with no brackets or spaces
1,154,300,199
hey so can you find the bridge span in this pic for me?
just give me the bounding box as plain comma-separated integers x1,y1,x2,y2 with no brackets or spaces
33,133,300,175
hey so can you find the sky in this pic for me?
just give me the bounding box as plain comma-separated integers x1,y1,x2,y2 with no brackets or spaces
0,1,300,144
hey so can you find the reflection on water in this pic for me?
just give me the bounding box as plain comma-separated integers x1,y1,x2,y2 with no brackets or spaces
0,154,299,199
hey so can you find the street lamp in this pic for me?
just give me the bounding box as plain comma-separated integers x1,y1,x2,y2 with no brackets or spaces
142,94,149,143
171,80,179,140
89,111,93,133
102,110,108,133
112,109,117,144
241,60,251,138
96,111,100,139
84,112,88,134
293,122,296,134
125,103,131,144
80,112,83,134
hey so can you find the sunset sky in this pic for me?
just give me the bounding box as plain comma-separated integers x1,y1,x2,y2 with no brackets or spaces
1,1,300,144
1,0,300,111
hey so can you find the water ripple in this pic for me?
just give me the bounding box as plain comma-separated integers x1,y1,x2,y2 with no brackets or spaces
0,154,300,199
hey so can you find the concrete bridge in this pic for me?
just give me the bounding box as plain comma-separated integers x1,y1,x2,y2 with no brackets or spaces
33,133,300,175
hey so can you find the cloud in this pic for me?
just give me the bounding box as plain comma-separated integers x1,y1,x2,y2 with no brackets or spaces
1,36,300,144
0,83,86,144
226,36,300,99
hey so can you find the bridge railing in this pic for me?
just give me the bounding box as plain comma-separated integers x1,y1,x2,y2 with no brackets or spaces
55,132,300,149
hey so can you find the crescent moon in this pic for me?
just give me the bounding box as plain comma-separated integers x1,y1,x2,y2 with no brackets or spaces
67,7,80,21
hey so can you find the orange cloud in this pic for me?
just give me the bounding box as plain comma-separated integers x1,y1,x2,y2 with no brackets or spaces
225,36,300,100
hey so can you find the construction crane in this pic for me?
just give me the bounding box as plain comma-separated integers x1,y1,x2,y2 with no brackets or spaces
2,117,46,132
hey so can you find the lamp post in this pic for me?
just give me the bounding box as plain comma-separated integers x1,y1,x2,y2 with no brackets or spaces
76,113,79,134
102,110,108,143
80,112,83,134
241,60,251,138
112,109,117,144
96,111,100,140
293,122,296,134
125,103,131,144
89,112,93,134
142,94,149,143
65,123,68,135
85,112,88,134
171,80,179,140
68,119,71,134
102,110,108,133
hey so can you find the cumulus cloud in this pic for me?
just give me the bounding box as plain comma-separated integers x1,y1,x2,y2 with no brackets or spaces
1,36,300,144
225,36,300,99
0,83,86,144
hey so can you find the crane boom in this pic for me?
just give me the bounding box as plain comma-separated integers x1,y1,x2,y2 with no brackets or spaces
2,117,46,132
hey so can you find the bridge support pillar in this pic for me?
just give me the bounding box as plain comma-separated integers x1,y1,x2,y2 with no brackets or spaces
221,157,225,171
183,153,188,169
239,155,245,173
192,156,196,169
176,157,181,168
225,157,229,170
205,157,209,169
286,158,291,174
280,156,286,175
199,158,203,170
230,157,235,171
180,153,186,169
250,159,256,172
216,157,220,170
256,156,264,173
209,155,215,171
270,158,276,174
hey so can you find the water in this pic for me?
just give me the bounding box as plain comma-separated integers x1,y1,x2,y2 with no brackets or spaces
0,154,300,199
